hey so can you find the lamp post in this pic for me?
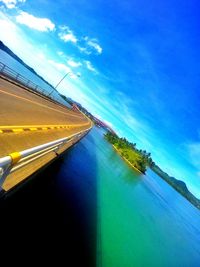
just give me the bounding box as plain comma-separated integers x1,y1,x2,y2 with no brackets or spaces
48,72,80,96
55,72,72,89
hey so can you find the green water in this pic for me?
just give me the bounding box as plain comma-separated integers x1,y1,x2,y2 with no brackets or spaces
1,126,199,266
94,128,200,267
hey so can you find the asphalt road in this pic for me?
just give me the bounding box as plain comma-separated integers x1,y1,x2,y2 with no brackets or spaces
0,77,87,126
0,77,92,191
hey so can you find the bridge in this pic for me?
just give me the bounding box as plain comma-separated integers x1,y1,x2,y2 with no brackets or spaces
0,63,92,193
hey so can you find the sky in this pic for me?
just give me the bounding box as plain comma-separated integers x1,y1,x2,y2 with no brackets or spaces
0,0,200,197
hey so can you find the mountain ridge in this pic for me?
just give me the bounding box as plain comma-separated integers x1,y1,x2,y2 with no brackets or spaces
0,40,56,90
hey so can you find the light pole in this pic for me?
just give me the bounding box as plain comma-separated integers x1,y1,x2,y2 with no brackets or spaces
55,72,72,89
48,72,80,96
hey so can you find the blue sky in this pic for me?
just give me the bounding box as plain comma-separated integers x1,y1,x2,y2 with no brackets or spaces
0,0,200,197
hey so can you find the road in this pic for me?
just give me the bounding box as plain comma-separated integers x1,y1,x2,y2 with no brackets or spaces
0,77,92,191
0,77,87,126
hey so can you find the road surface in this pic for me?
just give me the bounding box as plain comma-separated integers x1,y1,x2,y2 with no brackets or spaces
0,77,92,191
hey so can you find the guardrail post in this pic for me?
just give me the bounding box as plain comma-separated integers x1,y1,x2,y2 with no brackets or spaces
16,73,20,80
0,64,5,73
54,141,66,156
0,152,21,187
39,87,44,93
0,164,12,187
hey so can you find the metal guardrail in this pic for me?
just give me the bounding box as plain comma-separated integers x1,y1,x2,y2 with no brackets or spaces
0,61,67,106
0,128,90,188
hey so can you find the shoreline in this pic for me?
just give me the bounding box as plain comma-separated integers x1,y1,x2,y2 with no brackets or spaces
113,145,143,174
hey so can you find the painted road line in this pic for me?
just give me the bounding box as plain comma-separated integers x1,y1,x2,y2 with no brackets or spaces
0,123,90,134
0,122,90,129
12,129,24,133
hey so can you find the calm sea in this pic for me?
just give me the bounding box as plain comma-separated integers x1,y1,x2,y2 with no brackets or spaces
0,127,200,266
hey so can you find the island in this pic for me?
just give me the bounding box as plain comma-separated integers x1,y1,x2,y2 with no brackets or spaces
104,131,154,174
105,131,200,210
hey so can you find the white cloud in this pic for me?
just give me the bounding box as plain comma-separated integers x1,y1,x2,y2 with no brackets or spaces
78,37,102,55
48,59,71,73
84,60,97,73
58,27,102,55
58,25,77,43
81,36,102,55
48,60,80,80
87,39,102,54
0,0,25,9
78,46,91,55
67,59,82,68
16,11,55,32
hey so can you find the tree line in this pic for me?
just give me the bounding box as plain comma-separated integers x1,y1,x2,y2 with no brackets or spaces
104,131,155,173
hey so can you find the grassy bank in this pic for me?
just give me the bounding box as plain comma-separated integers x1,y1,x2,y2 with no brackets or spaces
113,145,142,174
104,132,154,173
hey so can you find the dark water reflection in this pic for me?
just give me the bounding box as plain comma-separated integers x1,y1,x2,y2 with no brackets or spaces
1,127,200,267
0,132,97,266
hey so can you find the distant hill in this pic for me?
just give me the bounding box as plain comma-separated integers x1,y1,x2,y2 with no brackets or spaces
152,165,200,210
0,40,56,90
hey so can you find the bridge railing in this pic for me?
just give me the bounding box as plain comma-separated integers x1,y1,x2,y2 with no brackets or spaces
0,127,90,189
0,61,68,107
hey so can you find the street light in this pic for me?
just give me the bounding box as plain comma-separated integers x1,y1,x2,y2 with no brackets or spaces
48,72,80,96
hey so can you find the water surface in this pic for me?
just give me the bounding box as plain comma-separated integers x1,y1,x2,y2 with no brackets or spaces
0,127,200,266
96,127,200,266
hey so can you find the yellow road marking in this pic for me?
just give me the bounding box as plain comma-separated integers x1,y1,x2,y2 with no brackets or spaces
12,129,23,133
0,123,90,130
0,122,91,134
